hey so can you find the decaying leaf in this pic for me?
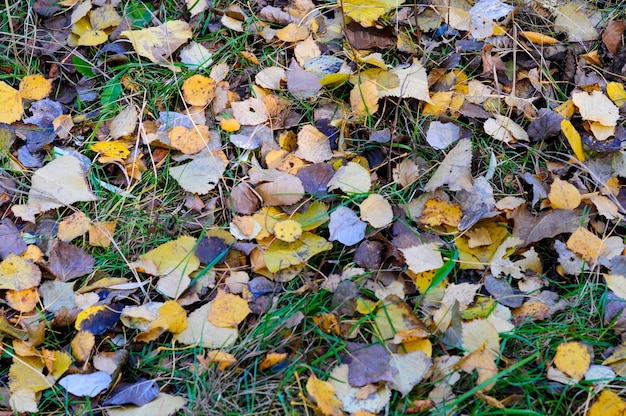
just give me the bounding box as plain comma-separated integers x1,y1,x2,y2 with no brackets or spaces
424,139,473,192
121,20,192,64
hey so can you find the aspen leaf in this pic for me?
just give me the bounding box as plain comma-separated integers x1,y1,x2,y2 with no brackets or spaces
607,82,626,107
419,198,462,227
173,302,238,348
71,330,95,362
328,162,371,194
554,342,590,381
424,139,473,192
401,244,444,274
548,177,581,210
462,319,500,356
378,61,431,103
350,79,379,118
560,119,585,161
484,114,529,143
359,193,393,228
306,374,343,416
186,0,208,16
604,274,626,300
120,20,192,64
88,221,117,248
259,352,288,371
19,74,51,101
588,390,626,416
202,351,237,371
264,232,332,273
276,23,309,42
342,0,407,27
255,173,304,206
169,153,227,195
0,81,24,123
6,288,39,312
169,125,211,154
255,67,286,90
328,206,366,246
57,211,91,242
232,98,269,125
566,227,605,264
90,141,131,161
274,219,303,242
294,124,333,163
220,118,240,132
28,155,98,212
0,254,42,291
554,3,599,42
572,90,619,126
207,291,251,328
182,75,216,107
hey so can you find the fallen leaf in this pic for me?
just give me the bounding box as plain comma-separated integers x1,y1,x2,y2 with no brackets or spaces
554,342,590,381
402,244,444,274
587,390,626,416
306,374,343,416
264,232,332,273
359,193,393,228
169,125,211,155
484,114,529,143
274,219,303,242
75,304,123,335
294,124,333,163
554,3,599,42
58,371,112,397
71,330,95,362
207,291,251,328
561,119,585,161
378,61,431,103
120,20,192,64
0,254,42,291
232,98,269,125
19,74,52,101
520,31,559,45
169,153,227,195
47,240,95,281
328,206,367,246
103,379,160,407
566,227,606,264
6,288,39,312
348,343,394,386
424,139,473,192
389,351,432,397
420,198,463,227
255,172,304,206
182,75,215,107
572,90,619,127
109,106,138,139
548,177,581,210
173,302,238,348
328,162,371,194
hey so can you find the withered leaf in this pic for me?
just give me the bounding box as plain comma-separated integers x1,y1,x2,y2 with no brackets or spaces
354,240,384,270
230,182,261,215
527,108,564,141
0,219,27,259
602,20,626,55
296,163,334,195
195,236,229,265
103,379,159,407
347,343,394,387
47,240,96,281
512,206,583,246
345,22,396,50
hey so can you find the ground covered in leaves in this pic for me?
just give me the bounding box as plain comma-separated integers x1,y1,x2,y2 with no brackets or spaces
3,0,626,414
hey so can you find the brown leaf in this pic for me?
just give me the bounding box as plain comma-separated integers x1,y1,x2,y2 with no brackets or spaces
230,182,261,214
511,206,582,246
255,173,304,206
345,21,396,50
0,219,27,259
47,240,95,282
347,343,394,387
603,20,626,55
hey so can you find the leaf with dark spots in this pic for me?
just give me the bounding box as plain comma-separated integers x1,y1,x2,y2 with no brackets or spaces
347,343,394,387
103,379,159,406
345,22,396,50
0,219,27,260
47,240,95,281
195,236,229,265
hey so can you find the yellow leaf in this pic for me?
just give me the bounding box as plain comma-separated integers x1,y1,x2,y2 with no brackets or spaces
342,0,406,27
520,31,559,45
88,221,117,248
350,79,379,118
220,118,240,132
203,350,237,371
409,268,448,294
607,82,626,107
90,141,131,161
173,302,238,348
555,100,575,118
6,288,39,313
154,300,188,334
560,119,585,162
58,211,91,242
49,350,72,380
0,81,23,123
259,352,288,371
169,125,210,154
239,51,259,65
423,91,453,116
291,201,329,231
120,20,192,63
306,373,343,416
0,254,42,291
19,74,51,100
9,355,52,393
327,162,371,194
275,23,309,42
548,177,581,210
77,30,108,46
455,219,509,270
566,227,605,264
554,342,590,381
572,90,619,126
70,330,95,362
294,124,333,163
207,290,251,328
374,296,429,342
264,232,332,273
512,301,552,324
274,219,303,242
420,198,462,227
182,74,216,107
90,4,122,30
588,390,626,416
462,319,500,357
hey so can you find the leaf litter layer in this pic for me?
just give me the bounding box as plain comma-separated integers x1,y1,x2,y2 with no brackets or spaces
2,0,626,414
